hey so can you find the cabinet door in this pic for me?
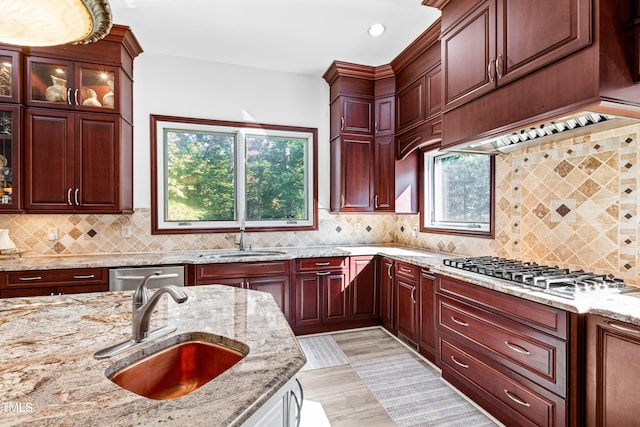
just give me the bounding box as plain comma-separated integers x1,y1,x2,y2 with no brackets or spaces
337,136,374,211
373,137,394,211
374,96,394,136
0,105,21,211
350,256,377,321
341,97,373,134
295,274,322,328
496,0,591,85
395,276,418,340
379,258,394,330
25,57,75,109
418,270,436,361
324,271,349,324
248,275,289,319
75,63,120,112
396,77,425,134
75,113,120,211
442,0,497,111
0,49,21,103
586,315,640,427
24,109,75,211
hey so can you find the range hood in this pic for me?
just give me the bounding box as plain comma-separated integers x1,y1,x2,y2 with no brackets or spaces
445,112,639,154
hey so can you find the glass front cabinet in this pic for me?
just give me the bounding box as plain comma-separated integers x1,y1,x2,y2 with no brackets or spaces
0,105,20,211
25,57,119,113
0,49,20,104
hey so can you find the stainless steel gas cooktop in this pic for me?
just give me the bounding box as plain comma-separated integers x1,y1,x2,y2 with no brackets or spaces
443,256,626,300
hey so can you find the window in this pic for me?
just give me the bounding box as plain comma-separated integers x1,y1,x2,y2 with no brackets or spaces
151,115,317,234
422,150,494,237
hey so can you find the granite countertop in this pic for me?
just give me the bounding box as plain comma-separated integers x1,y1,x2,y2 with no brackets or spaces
2,244,639,325
0,286,306,427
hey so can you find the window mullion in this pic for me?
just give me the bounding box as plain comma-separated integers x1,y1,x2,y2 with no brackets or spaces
236,129,247,225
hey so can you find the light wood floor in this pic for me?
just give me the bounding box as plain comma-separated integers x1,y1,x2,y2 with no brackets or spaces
296,327,443,426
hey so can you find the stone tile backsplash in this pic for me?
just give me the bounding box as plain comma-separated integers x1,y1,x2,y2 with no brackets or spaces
1,124,638,284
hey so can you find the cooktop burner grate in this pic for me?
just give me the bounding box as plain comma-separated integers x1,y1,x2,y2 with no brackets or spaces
443,256,625,299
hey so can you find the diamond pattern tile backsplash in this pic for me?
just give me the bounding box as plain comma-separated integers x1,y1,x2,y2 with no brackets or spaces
2,124,639,284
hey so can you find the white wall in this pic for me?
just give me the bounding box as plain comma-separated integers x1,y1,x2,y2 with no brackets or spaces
131,53,330,209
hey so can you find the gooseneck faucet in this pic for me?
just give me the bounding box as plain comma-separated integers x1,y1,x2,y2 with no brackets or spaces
132,272,188,342
94,272,188,359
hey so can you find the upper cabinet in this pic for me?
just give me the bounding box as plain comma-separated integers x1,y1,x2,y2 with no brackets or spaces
0,25,141,213
0,49,21,104
441,0,591,112
425,0,640,149
391,21,442,159
26,58,120,113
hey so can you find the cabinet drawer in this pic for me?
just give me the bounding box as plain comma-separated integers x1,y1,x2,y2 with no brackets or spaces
438,295,565,396
4,268,107,288
196,261,290,281
395,261,418,281
438,276,567,339
440,337,564,427
296,257,347,272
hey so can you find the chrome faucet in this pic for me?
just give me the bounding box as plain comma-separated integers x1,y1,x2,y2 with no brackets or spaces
94,272,188,359
237,228,246,251
132,272,188,342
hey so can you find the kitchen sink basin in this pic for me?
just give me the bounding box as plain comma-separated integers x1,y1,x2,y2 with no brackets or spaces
199,250,286,259
106,332,248,400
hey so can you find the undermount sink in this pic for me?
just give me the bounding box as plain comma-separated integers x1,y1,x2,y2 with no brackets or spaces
106,332,249,400
199,250,286,259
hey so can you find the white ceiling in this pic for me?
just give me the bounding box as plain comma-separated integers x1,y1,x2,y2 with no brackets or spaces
108,0,441,77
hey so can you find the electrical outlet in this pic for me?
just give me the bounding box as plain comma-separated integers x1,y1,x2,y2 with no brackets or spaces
411,226,418,237
354,223,361,233
122,225,132,238
47,227,58,241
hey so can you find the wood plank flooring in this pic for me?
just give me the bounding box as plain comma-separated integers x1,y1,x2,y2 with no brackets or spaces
296,327,501,427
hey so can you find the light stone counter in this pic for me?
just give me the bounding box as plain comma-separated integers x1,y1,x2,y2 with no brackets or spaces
2,244,639,326
0,286,306,426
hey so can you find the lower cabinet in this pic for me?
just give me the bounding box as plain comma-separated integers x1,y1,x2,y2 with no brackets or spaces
435,276,572,427
586,315,640,427
395,261,418,341
292,256,379,335
241,376,303,427
190,261,291,320
293,257,349,334
0,268,108,298
379,257,395,332
417,269,436,362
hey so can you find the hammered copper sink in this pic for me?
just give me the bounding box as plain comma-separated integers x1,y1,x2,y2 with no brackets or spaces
106,333,249,400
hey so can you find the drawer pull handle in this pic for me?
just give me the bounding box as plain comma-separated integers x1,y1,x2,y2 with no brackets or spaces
73,275,95,280
316,271,331,276
315,262,331,266
504,390,531,407
605,321,640,335
450,356,469,369
19,276,42,281
450,316,469,327
505,341,531,355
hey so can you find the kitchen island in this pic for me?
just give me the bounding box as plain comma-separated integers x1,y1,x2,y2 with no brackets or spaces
0,285,306,426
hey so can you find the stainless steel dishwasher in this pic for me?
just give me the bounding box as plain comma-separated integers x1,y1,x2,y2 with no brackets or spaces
109,265,185,291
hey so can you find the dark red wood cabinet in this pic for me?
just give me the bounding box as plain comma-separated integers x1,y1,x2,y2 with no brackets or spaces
435,276,574,426
0,25,141,214
440,0,591,112
349,256,378,322
190,261,290,318
585,315,640,427
379,257,395,332
395,261,419,341
0,267,108,298
417,269,436,362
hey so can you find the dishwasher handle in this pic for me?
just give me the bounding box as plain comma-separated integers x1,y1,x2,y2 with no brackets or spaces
115,273,179,281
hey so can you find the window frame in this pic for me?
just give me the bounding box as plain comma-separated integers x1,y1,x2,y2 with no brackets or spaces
150,114,318,234
420,147,495,238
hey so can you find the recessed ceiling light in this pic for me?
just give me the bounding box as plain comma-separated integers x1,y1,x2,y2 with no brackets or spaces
368,24,385,37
